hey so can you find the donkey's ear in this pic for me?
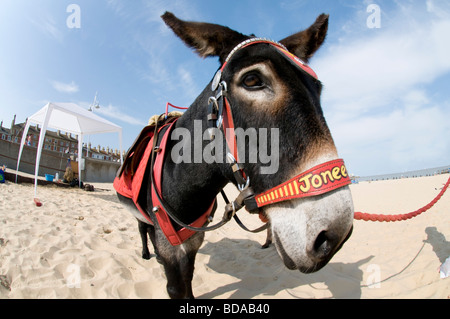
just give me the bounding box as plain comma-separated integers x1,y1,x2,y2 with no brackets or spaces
279,14,329,63
161,12,248,63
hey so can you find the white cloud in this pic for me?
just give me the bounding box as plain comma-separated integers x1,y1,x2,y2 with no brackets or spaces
177,65,200,102
30,14,63,43
75,100,146,127
313,3,450,175
426,0,450,18
333,96,450,169
51,81,79,94
95,103,147,127
316,20,450,113
106,0,206,104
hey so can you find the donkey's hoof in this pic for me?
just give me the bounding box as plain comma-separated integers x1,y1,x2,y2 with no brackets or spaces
261,241,272,249
142,251,151,260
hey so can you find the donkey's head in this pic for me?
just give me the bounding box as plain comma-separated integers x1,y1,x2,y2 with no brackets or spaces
162,12,354,273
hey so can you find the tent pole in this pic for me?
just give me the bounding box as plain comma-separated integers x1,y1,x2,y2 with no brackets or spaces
78,133,83,188
119,129,123,165
16,120,31,183
34,104,52,198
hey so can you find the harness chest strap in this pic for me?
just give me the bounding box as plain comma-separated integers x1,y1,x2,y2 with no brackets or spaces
114,119,215,246
150,121,215,246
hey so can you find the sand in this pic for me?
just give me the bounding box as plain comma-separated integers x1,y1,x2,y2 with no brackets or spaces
0,173,449,299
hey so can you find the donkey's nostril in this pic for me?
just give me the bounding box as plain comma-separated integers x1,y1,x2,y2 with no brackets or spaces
309,230,338,261
314,231,330,253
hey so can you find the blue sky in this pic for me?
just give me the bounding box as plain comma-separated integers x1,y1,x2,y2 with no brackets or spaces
1,0,449,176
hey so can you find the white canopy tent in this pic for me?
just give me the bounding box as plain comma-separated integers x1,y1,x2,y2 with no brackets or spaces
16,102,123,197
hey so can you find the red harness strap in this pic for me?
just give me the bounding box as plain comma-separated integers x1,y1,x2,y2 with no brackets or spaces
222,98,239,162
220,39,318,80
255,159,351,207
114,120,215,246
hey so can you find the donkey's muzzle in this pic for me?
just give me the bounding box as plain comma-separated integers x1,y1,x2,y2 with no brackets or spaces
307,225,353,266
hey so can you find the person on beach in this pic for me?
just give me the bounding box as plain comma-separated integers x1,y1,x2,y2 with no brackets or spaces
25,135,32,146
0,165,5,184
63,166,74,184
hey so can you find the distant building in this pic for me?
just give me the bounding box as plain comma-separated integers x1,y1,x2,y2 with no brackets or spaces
1,115,122,162
82,143,122,162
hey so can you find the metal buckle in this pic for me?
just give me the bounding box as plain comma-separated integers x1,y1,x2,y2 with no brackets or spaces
208,96,219,112
207,96,220,136
230,201,237,216
216,81,227,99
227,153,250,191
238,176,250,191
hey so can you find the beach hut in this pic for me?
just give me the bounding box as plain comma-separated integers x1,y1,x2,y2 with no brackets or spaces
16,102,123,198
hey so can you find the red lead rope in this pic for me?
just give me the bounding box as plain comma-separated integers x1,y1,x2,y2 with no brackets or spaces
164,101,448,223
354,176,450,222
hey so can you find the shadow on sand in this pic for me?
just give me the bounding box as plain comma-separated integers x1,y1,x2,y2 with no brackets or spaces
197,238,373,299
424,226,450,264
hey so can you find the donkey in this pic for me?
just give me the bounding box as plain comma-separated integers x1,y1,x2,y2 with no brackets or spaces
116,12,354,299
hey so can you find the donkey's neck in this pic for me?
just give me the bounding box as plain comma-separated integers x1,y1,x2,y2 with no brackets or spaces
156,91,229,224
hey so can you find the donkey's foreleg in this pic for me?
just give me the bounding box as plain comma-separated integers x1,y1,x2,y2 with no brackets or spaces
155,234,191,298
138,220,151,260
178,233,204,299
157,232,204,299
164,257,189,299
180,252,195,299
147,224,161,263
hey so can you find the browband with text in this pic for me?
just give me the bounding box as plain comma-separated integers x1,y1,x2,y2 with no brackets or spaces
255,159,351,207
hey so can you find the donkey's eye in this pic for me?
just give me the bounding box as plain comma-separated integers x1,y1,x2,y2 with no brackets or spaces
242,73,263,89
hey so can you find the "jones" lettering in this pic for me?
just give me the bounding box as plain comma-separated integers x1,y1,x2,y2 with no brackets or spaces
298,165,348,193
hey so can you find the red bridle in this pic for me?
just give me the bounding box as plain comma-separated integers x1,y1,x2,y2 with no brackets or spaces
220,38,318,79
208,38,351,221
115,37,351,244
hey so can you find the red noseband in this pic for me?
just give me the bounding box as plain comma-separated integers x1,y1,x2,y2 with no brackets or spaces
255,159,351,208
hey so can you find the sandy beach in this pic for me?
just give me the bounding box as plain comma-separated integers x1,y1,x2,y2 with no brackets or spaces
0,173,449,299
